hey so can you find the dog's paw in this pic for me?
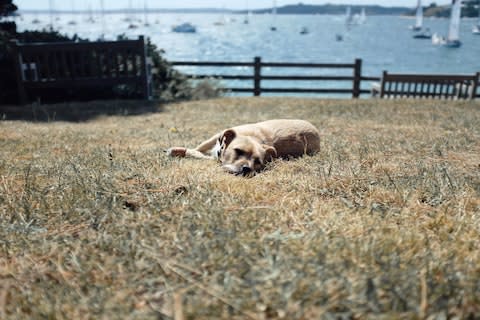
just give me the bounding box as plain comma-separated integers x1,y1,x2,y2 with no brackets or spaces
165,147,187,157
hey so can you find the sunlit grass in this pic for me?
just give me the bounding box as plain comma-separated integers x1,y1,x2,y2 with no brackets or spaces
1,97,479,319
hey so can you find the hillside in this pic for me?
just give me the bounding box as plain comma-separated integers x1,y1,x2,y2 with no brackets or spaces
21,4,411,16
244,4,410,15
405,0,480,18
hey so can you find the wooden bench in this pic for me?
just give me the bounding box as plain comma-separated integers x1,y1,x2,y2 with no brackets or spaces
371,71,479,100
11,36,152,104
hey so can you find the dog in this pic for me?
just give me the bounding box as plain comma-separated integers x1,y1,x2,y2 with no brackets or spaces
166,119,320,176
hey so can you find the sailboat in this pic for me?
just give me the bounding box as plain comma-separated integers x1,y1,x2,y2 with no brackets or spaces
244,10,252,24
473,3,480,34
270,0,277,31
127,0,138,29
410,0,423,31
172,22,196,33
474,25,480,35
67,0,77,25
413,28,432,39
411,0,431,40
214,6,227,26
243,0,251,24
352,8,366,24
143,0,150,27
47,0,55,29
85,4,96,23
99,0,106,40
358,8,366,24
345,6,353,26
432,0,462,47
31,12,41,24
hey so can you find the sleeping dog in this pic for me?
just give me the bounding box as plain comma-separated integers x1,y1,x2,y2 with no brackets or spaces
166,119,320,176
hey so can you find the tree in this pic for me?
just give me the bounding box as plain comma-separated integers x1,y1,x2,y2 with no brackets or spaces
0,0,17,18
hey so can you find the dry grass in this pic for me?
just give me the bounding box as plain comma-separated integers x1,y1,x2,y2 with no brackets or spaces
1,97,479,319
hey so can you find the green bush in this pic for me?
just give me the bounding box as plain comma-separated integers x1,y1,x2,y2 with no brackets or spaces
144,37,223,102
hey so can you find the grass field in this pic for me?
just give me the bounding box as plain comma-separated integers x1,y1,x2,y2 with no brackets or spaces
1,97,479,319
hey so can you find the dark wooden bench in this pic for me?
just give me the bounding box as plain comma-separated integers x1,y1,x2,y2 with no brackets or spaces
371,71,479,100
11,36,152,104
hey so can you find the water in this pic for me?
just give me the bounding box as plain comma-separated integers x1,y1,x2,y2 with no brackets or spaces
13,13,480,96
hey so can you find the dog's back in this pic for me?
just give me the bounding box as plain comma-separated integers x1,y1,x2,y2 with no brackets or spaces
232,119,320,158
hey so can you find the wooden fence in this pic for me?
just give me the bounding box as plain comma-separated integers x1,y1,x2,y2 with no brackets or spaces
171,57,380,98
11,36,152,104
10,39,480,103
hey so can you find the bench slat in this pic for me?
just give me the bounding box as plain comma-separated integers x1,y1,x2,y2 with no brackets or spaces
376,71,479,100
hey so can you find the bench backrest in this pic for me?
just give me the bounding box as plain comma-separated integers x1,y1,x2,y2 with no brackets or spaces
11,36,152,104
380,71,479,100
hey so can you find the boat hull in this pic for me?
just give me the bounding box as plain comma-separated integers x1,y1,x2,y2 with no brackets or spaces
413,34,431,39
444,40,462,48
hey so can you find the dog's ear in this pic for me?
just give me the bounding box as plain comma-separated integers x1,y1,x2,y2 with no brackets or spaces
221,129,236,147
264,146,277,162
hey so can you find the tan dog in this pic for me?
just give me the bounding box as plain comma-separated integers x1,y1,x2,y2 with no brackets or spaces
167,119,320,176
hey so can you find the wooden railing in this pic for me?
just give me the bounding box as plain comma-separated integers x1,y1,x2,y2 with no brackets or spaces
11,36,152,104
171,57,379,98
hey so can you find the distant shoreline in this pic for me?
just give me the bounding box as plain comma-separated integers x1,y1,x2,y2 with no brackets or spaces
17,4,411,16
16,2,474,18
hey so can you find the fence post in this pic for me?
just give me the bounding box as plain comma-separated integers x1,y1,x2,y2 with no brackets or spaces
352,58,362,98
138,35,152,100
470,72,479,100
10,39,28,105
253,56,261,96
380,70,387,98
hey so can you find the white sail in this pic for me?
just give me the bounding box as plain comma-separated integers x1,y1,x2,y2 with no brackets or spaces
48,0,54,27
360,8,366,24
345,6,353,25
244,0,250,24
477,3,480,26
415,0,423,29
144,0,149,26
100,0,106,36
67,0,77,25
270,0,277,30
447,0,462,41
474,4,480,34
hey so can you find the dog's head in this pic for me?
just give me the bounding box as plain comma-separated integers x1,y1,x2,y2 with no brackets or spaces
215,129,277,176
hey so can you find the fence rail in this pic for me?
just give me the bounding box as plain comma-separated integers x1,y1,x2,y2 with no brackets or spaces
171,57,378,98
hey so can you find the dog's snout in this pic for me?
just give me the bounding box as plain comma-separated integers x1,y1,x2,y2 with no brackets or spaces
241,166,252,175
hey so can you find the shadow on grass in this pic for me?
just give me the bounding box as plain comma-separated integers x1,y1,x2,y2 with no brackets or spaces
0,100,163,122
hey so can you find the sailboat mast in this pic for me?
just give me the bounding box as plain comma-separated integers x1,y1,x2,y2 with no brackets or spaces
447,0,462,41
49,0,54,27
415,0,423,28
270,0,277,30
100,0,106,36
144,0,149,25
345,6,352,25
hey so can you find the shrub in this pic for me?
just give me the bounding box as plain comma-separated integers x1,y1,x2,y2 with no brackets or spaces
144,37,223,102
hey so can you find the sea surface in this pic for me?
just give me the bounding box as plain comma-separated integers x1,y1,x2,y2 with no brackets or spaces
13,12,480,96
